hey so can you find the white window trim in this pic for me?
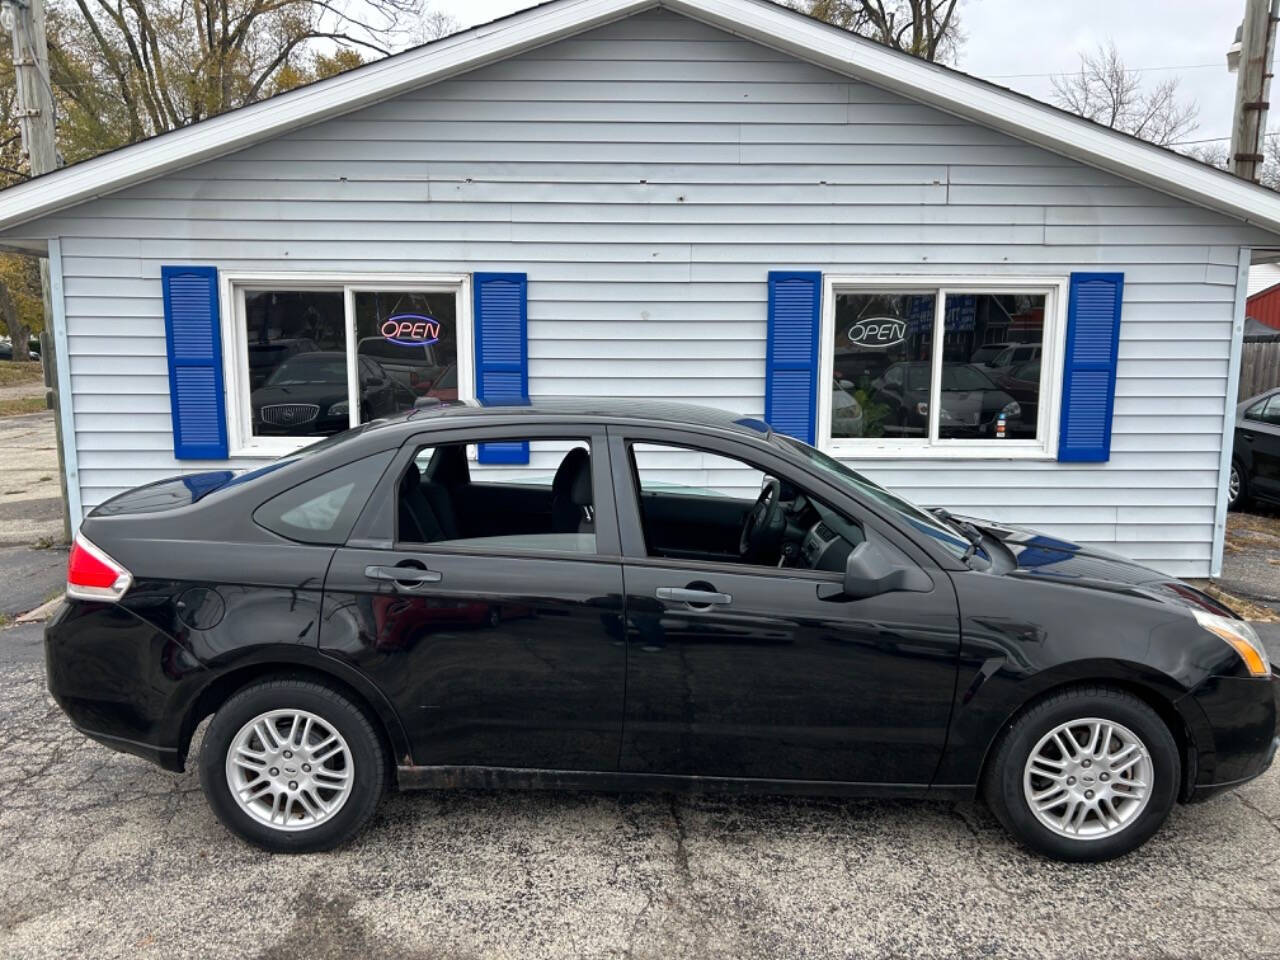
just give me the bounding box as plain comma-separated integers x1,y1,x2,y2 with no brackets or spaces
817,274,1069,461
219,271,474,459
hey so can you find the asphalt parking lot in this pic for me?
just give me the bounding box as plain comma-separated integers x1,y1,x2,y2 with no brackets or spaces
1,622,1279,960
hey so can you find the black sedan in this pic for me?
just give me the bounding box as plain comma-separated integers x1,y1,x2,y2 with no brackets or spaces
1231,387,1280,510
47,400,1276,861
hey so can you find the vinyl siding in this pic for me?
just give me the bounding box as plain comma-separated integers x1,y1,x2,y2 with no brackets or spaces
11,9,1276,576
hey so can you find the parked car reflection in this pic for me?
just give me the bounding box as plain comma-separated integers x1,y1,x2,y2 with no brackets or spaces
249,351,415,436
990,359,1041,437
873,361,1022,438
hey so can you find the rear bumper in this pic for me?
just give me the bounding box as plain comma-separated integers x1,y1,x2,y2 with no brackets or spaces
44,599,206,772
70,722,185,772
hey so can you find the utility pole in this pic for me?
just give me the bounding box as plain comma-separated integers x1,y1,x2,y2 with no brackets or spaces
3,0,71,541
1229,0,1280,182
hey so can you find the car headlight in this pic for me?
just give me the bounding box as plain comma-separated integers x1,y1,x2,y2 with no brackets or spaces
1002,400,1021,418
328,401,349,416
1192,609,1271,677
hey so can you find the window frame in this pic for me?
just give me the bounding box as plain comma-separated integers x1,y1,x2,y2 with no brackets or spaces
220,272,474,458
817,275,1069,460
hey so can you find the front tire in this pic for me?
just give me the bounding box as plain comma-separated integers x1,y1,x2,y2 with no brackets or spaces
198,679,386,852
982,685,1179,862
1228,459,1248,510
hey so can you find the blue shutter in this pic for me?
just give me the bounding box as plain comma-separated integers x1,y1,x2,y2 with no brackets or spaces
765,271,822,444
162,265,227,460
1058,272,1124,462
473,272,529,464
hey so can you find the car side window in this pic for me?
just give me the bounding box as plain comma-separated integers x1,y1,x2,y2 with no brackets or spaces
628,442,864,573
254,451,394,545
396,438,596,555
1262,396,1280,425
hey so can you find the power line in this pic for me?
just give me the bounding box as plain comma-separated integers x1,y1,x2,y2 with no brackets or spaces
1171,132,1280,145
987,61,1222,80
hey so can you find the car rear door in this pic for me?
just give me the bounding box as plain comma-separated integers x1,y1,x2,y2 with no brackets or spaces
608,427,963,788
320,424,628,773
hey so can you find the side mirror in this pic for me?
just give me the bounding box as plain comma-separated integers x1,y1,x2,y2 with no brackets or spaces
841,539,932,599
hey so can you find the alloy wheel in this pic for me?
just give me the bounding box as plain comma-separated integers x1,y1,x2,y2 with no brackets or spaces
224,709,354,831
1228,465,1241,505
1022,717,1153,840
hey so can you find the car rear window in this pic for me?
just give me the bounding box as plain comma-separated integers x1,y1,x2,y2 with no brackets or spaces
254,451,393,544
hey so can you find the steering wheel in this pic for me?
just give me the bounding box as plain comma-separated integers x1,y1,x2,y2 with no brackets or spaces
739,477,786,562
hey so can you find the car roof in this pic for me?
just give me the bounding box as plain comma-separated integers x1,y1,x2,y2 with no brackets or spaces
364,398,773,438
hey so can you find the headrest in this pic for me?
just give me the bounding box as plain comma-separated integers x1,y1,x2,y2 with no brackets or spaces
552,448,592,505
427,444,469,487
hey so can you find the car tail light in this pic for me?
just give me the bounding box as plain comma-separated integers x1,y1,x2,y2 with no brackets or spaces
67,533,133,602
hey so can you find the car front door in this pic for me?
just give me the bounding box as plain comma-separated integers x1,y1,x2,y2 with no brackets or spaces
609,427,962,787
1240,394,1280,501
320,425,628,773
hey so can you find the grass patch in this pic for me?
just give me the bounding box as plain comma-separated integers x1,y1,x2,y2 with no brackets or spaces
0,361,43,387
0,395,45,418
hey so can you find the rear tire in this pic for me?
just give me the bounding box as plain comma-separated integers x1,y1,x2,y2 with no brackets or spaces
198,679,386,853
982,685,1179,862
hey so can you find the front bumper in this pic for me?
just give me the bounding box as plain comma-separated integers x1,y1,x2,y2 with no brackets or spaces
1182,672,1279,801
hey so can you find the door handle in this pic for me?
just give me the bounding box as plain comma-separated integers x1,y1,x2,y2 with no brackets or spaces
364,565,442,587
656,586,732,606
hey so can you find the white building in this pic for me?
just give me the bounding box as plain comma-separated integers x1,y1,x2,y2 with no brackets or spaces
1,0,1278,577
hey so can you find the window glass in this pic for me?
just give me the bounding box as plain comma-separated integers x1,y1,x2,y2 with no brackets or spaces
831,291,936,439
1261,396,1280,425
941,293,1045,440
253,451,393,545
354,291,459,423
469,440,589,487
629,443,764,499
774,435,974,561
244,290,347,439
397,439,595,554
630,442,863,571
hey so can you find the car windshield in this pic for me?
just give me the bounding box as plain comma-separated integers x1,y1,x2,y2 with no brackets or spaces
773,435,972,560
265,355,346,386
903,364,996,391
971,345,1004,363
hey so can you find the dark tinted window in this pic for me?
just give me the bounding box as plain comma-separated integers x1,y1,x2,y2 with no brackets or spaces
354,290,459,422
831,291,935,439
254,451,393,545
939,294,1044,440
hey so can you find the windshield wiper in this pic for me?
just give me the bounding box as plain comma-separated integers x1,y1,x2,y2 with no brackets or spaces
930,507,985,564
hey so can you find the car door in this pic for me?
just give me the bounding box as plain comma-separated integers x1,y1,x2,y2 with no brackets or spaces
320,424,628,772
609,427,962,787
1240,394,1280,501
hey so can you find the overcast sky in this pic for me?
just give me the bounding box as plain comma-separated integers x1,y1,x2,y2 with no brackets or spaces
426,0,1249,146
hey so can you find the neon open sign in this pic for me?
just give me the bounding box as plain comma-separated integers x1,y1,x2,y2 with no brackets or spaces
847,317,907,349
380,314,441,347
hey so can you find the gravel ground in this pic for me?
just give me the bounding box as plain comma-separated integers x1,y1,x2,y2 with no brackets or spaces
0,411,63,548
1,623,1279,960
1220,509,1280,615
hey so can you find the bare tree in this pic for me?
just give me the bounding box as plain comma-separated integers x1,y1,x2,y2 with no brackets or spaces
48,0,457,143
1186,134,1280,191
801,0,961,63
1051,42,1199,146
